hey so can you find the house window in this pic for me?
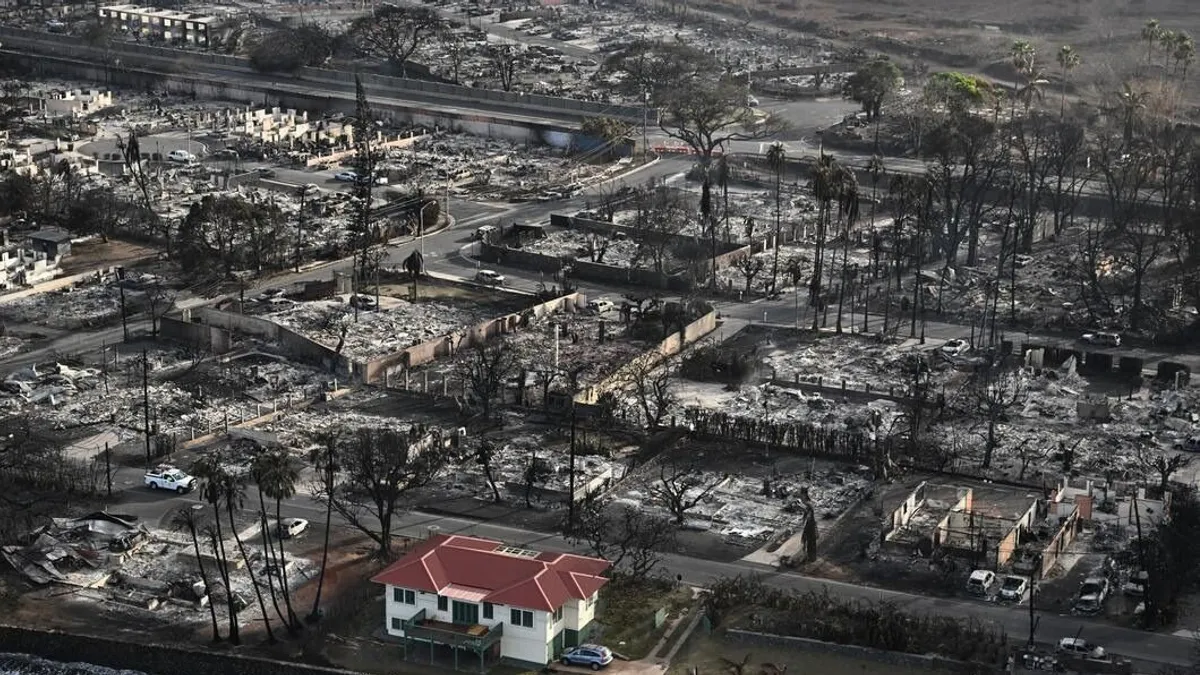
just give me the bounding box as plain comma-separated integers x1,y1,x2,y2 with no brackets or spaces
437,595,448,611
390,617,402,630
553,606,563,622
483,602,493,620
393,588,415,605
510,609,533,628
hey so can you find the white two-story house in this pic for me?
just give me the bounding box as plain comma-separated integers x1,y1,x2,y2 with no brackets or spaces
372,533,610,670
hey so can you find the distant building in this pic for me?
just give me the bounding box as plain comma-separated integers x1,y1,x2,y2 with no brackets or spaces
97,4,216,46
39,89,114,119
27,228,72,259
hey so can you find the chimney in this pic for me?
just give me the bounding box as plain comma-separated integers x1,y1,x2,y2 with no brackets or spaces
598,319,606,343
1085,480,1093,497
1137,487,1146,500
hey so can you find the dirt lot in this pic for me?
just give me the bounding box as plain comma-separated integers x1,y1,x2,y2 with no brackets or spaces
699,0,1199,92
59,239,160,276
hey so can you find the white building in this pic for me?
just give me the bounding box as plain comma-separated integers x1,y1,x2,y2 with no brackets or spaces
372,533,610,670
40,90,114,119
97,5,216,45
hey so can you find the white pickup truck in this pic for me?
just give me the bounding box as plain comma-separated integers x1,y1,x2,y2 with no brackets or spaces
144,466,196,493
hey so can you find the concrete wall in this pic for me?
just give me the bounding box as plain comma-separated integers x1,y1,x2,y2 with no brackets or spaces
885,481,926,539
159,315,232,354
576,310,718,404
0,625,370,675
1041,506,1079,578
997,500,1039,569
186,307,352,377
304,133,425,167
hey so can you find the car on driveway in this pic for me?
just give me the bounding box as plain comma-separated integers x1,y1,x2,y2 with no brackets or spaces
560,644,613,670
1074,576,1110,614
966,569,995,597
277,517,309,539
475,270,505,286
998,575,1029,602
941,338,971,356
1174,436,1200,452
166,149,196,163
334,170,359,182
1057,637,1106,660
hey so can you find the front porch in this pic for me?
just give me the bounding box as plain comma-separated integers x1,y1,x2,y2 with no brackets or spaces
400,608,505,673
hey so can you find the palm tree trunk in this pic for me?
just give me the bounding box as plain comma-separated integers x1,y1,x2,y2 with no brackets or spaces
189,523,222,643
228,502,275,643
310,463,334,622
210,507,239,645
275,497,299,630
770,171,782,294
257,509,290,632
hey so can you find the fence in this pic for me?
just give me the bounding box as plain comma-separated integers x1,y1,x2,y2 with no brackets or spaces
0,27,657,125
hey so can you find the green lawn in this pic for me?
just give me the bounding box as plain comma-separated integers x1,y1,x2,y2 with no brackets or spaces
596,579,695,660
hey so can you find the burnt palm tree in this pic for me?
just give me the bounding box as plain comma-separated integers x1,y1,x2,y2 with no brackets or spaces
1056,45,1080,119
809,152,836,329
192,454,239,646
170,505,221,643
834,165,861,333
765,142,787,295
222,469,276,643
308,431,339,623
253,449,301,632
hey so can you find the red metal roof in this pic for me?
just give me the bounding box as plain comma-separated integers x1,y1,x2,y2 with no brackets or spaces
371,534,610,612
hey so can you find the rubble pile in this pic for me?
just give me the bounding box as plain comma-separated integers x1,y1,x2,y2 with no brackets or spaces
521,230,653,269
0,283,122,329
260,408,419,449
264,297,488,360
503,311,648,388
386,133,608,201
615,466,870,543
442,431,618,501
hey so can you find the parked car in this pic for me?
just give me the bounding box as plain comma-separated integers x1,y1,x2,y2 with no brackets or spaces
144,465,196,493
211,148,239,160
998,575,1029,602
474,225,498,241
587,299,616,315
256,167,277,179
560,644,613,670
166,149,196,163
941,338,971,356
966,569,996,597
475,270,505,286
301,183,320,196
1074,576,1110,614
334,170,359,182
1014,254,1034,268
1174,436,1200,452
277,517,309,539
1057,637,1106,660
1081,331,1121,347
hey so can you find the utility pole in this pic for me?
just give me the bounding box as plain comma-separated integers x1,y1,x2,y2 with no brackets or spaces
567,403,577,533
104,441,112,499
116,267,129,342
142,348,151,467
295,187,306,273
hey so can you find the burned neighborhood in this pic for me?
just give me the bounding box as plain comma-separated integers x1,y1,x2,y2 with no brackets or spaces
0,1,1199,675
